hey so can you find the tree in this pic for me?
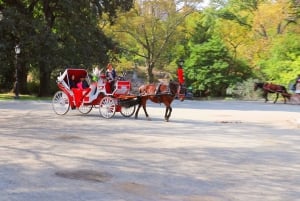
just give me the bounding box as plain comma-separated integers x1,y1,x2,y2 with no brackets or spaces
105,0,197,83
259,33,300,85
0,0,133,96
210,0,300,87
185,36,252,96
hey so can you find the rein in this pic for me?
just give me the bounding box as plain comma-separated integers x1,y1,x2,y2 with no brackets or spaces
140,82,184,99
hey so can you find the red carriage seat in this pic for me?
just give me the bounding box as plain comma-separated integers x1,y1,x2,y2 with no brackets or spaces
72,88,91,107
114,81,131,95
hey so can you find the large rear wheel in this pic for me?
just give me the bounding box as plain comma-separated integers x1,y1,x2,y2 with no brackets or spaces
120,105,136,117
52,91,70,115
99,96,116,119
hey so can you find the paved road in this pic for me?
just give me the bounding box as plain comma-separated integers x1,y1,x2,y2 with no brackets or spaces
0,100,300,201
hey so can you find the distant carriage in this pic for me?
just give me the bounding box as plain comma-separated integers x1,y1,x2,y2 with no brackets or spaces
52,68,139,119
254,82,290,104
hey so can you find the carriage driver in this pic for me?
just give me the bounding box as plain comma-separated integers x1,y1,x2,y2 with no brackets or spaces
106,63,117,92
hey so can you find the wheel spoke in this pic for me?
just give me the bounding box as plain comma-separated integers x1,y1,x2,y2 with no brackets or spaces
99,97,116,118
52,91,70,115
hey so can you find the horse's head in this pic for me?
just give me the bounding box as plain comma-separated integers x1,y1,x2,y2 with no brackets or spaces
169,81,186,101
254,82,264,91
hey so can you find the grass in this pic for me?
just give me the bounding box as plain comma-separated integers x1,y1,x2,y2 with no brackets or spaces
0,93,51,101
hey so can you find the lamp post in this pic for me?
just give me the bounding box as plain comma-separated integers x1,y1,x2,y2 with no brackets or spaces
14,44,21,99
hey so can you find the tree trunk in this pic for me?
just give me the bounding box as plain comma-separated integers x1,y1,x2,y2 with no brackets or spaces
38,62,51,97
19,60,29,94
146,61,155,83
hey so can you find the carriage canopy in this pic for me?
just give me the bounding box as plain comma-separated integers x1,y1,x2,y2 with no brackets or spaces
56,68,90,88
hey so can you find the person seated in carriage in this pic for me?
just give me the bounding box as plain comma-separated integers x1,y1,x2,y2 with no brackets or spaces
106,63,117,92
77,76,89,89
69,75,77,89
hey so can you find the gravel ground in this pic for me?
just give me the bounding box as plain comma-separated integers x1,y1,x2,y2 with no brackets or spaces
0,99,300,201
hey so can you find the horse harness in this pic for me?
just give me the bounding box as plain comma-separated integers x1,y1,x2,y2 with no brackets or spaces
262,84,285,93
140,82,180,98
155,83,173,96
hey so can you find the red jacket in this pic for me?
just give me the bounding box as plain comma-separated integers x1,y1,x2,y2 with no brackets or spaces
177,67,185,84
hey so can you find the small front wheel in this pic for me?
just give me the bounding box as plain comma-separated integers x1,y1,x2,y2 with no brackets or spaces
52,91,70,115
120,105,136,117
79,104,93,114
99,96,116,119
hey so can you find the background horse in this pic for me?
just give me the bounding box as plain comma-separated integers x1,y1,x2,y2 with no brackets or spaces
135,81,186,121
254,82,290,104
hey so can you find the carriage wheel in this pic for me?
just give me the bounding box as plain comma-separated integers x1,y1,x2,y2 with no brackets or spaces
120,105,136,117
52,91,70,115
78,104,93,114
99,96,116,119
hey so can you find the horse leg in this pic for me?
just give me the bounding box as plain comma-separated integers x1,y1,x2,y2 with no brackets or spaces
142,104,151,120
164,107,169,122
274,93,279,104
263,91,268,102
135,98,151,120
134,103,141,119
165,106,172,122
135,97,145,119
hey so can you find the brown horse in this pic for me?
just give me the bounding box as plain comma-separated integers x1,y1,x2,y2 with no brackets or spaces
254,82,290,104
135,81,186,121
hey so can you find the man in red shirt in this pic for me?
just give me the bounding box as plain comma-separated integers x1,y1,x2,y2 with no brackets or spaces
177,64,185,85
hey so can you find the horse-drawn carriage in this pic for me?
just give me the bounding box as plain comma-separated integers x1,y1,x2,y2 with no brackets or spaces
254,81,300,104
52,68,139,118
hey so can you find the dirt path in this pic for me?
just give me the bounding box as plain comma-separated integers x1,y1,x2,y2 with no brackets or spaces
0,100,300,201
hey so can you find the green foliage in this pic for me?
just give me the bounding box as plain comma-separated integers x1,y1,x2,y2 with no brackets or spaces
185,36,252,96
26,81,39,95
1,0,299,98
258,33,300,86
107,0,195,83
0,0,134,96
